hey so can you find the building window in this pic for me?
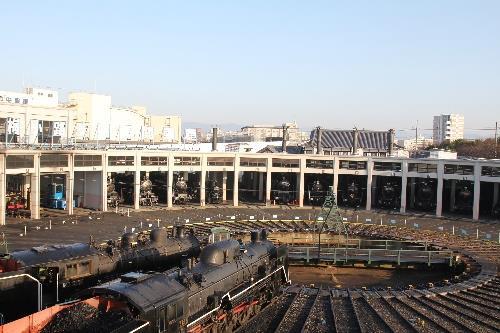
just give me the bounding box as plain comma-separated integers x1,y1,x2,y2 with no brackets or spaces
482,166,500,177
48,93,53,97
240,158,266,167
75,155,102,167
141,156,169,166
373,162,401,172
207,157,233,166
408,163,437,173
40,154,68,168
444,164,474,175
339,160,366,170
306,159,333,169
108,156,135,166
6,155,34,169
174,156,200,166
272,159,299,168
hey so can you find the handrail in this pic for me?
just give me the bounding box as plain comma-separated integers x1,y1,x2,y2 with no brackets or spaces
0,274,42,311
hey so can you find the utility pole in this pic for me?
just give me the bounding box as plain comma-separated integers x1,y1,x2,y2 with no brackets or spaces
415,120,419,151
495,121,498,158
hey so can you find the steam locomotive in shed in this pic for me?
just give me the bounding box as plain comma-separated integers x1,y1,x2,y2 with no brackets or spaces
454,183,473,213
107,176,122,208
139,177,159,206
0,227,201,321
20,229,289,333
273,177,293,204
414,179,436,211
377,180,401,210
173,177,191,204
307,180,325,206
341,181,363,208
206,179,222,204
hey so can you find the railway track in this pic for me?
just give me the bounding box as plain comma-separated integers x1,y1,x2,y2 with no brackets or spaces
301,289,335,333
331,293,361,333
274,287,318,333
351,295,393,333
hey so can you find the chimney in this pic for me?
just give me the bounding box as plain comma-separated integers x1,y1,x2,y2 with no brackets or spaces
352,128,359,155
212,127,218,152
388,129,395,156
316,126,323,154
281,124,288,153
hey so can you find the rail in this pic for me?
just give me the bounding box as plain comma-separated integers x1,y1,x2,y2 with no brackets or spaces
288,246,455,266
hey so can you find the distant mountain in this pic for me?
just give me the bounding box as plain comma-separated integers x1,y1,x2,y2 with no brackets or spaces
183,122,244,131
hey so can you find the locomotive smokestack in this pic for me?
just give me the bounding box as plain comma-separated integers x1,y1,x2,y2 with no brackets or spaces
212,127,218,152
352,128,359,155
388,129,395,156
282,124,288,153
316,126,323,155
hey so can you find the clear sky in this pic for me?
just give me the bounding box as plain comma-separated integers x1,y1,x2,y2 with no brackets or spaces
1,1,499,136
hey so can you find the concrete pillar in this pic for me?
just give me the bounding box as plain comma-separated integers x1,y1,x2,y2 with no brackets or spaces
366,158,373,211
450,180,456,212
400,161,408,213
30,154,40,219
333,158,339,201
258,172,264,201
266,157,272,206
409,178,416,209
183,171,188,181
0,155,6,225
473,163,481,220
66,154,74,215
101,160,108,212
493,183,499,210
134,170,140,210
233,156,240,206
200,156,206,206
222,170,227,202
436,162,444,217
167,155,173,208
298,159,305,207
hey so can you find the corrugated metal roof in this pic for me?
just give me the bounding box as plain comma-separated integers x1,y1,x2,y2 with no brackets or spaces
310,130,389,150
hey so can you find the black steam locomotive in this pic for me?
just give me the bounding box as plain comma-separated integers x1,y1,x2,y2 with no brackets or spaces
307,180,325,206
173,177,191,204
206,179,222,204
39,229,288,333
414,180,436,211
0,227,200,320
273,177,292,204
341,181,363,208
377,180,401,210
454,183,473,213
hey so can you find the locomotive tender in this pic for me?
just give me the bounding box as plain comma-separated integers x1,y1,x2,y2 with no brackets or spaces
41,229,289,333
0,227,200,320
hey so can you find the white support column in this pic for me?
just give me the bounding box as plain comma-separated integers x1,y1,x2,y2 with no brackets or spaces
266,157,272,206
333,157,339,201
258,172,264,201
167,155,173,208
30,154,41,220
66,154,74,215
233,155,240,206
134,168,140,210
472,162,481,220
222,170,227,202
101,153,108,212
298,159,305,207
450,180,456,212
366,158,373,211
0,155,6,225
400,161,408,213
436,162,444,217
200,156,206,206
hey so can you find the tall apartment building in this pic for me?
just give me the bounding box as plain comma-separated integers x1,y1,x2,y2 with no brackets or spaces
433,114,464,145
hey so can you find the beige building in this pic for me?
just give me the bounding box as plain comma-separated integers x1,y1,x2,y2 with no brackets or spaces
241,121,303,142
0,87,182,144
398,136,434,151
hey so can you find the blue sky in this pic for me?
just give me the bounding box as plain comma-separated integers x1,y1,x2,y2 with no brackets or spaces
1,1,499,136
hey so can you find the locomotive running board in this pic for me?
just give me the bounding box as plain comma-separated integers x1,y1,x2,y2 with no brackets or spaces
187,265,290,329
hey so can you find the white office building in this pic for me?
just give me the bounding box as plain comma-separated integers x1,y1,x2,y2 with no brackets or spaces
433,114,464,145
